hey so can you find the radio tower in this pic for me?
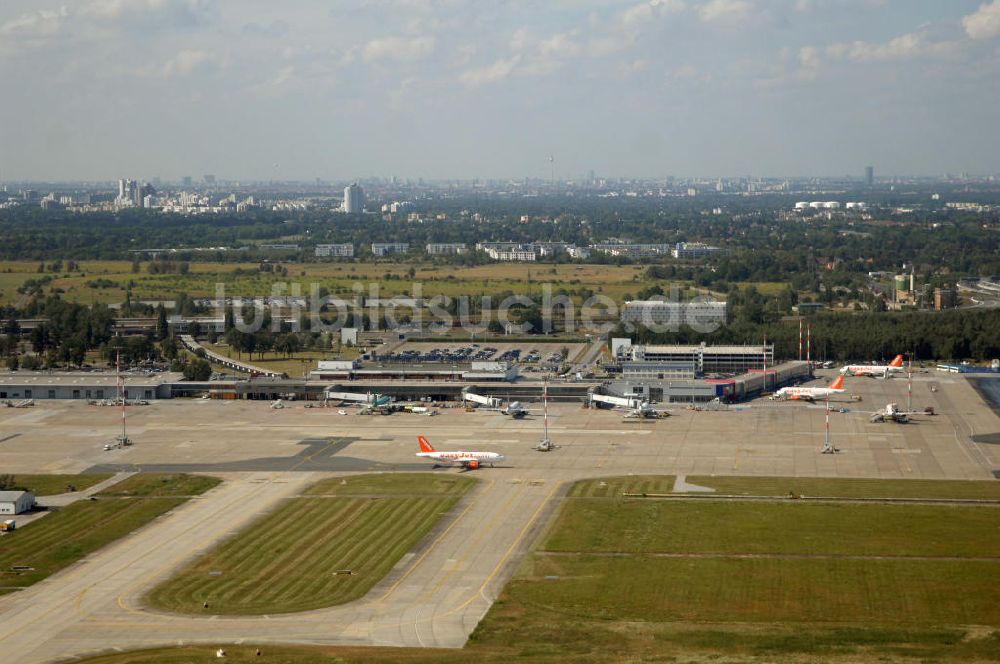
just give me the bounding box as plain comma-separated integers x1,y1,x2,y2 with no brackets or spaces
549,154,555,185
806,323,811,366
535,376,557,451
907,352,913,413
763,334,768,392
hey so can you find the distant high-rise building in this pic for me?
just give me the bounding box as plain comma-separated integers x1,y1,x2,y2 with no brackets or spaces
343,183,365,214
865,166,874,186
182,176,193,187
203,174,216,185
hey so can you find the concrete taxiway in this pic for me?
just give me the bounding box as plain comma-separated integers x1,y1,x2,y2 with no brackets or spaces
0,371,997,663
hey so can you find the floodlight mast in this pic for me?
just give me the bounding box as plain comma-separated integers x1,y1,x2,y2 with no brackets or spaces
117,350,128,445
535,375,557,452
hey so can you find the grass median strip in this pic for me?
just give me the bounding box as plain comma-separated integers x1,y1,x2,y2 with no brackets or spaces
0,473,112,496
0,474,219,593
145,473,475,615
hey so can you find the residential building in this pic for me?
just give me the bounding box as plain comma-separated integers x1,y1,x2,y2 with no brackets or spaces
315,243,355,258
620,300,727,329
372,242,409,257
343,183,365,214
591,243,673,258
672,242,721,259
426,243,467,255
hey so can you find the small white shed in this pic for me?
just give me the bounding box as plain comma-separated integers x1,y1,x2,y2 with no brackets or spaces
0,491,36,515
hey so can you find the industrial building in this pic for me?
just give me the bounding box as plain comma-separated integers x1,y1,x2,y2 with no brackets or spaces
0,373,176,401
620,301,727,330
0,491,36,515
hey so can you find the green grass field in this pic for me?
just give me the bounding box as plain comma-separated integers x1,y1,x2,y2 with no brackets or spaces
684,475,1000,500
0,474,218,593
0,260,658,307
56,475,1000,663
205,343,330,378
145,473,475,615
1,473,112,496
96,473,221,497
568,474,1000,500
543,500,1000,557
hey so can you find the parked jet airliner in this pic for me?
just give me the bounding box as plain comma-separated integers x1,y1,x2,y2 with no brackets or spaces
416,436,504,470
771,375,845,402
840,354,905,378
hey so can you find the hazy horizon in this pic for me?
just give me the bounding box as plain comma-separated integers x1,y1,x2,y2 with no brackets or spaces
2,0,1000,182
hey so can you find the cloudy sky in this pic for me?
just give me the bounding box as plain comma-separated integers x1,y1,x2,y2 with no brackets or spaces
2,0,999,181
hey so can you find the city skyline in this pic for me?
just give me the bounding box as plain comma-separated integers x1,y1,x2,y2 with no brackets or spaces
1,0,1000,181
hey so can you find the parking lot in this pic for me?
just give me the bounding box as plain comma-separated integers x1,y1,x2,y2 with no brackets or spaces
375,341,587,371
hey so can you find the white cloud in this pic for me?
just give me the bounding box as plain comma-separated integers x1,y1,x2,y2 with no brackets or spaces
699,0,752,25
362,36,436,62
963,0,1000,40
826,31,958,62
0,7,69,38
458,56,520,87
161,49,217,76
619,0,686,28
83,0,210,29
797,45,821,79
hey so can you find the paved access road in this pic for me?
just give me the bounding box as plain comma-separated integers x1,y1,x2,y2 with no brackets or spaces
0,471,557,663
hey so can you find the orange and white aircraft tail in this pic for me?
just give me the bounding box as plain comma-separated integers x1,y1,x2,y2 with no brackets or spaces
418,436,435,453
829,375,844,390
889,354,904,367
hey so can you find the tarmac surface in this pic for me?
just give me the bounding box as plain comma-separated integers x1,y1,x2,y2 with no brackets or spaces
0,370,997,663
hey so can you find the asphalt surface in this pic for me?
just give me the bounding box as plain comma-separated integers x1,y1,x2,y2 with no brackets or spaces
0,370,997,663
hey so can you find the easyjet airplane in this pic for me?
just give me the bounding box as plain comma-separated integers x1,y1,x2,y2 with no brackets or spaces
840,354,905,378
771,375,845,402
416,436,505,470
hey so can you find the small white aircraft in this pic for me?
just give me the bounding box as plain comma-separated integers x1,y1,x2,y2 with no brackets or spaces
840,354,905,378
416,436,504,470
771,375,845,402
270,399,284,409
623,402,660,419
867,402,931,423
502,401,529,418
